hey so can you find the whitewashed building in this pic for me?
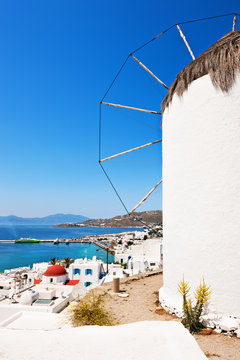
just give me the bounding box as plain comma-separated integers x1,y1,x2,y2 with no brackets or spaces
41,264,68,285
128,239,162,275
160,30,240,320
115,251,131,265
104,264,126,283
68,257,105,288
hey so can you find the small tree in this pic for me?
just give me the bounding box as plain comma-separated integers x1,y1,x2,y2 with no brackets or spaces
178,278,211,333
50,258,57,265
64,257,73,268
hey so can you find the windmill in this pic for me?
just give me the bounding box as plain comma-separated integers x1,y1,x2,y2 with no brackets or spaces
99,14,240,326
99,13,239,221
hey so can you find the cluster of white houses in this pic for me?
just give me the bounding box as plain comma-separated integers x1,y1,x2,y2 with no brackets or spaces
0,237,163,320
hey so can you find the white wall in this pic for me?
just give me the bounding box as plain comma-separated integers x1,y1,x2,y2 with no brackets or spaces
69,260,105,287
114,253,130,264
161,74,240,317
42,274,68,284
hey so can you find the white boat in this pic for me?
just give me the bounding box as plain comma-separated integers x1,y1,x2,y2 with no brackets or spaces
53,238,59,245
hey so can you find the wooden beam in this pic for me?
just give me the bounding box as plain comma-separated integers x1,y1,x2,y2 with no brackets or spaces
233,13,237,31
130,180,163,214
100,139,162,162
101,101,161,115
130,54,168,90
176,24,195,60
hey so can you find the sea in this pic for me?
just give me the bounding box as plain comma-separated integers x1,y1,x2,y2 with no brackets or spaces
0,225,141,273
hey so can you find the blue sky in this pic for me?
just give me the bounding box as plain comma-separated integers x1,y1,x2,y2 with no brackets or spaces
0,1,239,218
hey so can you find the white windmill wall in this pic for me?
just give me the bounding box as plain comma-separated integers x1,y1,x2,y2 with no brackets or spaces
160,74,240,317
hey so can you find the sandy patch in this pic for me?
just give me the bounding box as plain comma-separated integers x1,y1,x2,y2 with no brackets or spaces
96,271,240,360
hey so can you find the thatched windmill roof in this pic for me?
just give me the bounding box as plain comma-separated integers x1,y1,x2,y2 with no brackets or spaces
162,30,240,112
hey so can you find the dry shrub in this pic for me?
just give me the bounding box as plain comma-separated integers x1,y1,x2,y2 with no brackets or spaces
205,352,220,358
65,293,116,327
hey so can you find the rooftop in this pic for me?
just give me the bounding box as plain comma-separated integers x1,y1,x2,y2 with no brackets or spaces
162,30,240,112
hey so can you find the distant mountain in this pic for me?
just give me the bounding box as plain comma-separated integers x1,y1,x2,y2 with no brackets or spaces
0,214,89,225
55,210,162,228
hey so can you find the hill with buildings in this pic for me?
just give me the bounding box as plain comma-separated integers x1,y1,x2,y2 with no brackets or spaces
55,210,162,228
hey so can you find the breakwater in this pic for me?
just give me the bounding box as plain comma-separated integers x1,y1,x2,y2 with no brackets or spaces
0,237,115,255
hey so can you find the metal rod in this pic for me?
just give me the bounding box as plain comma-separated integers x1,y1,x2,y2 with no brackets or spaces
233,13,237,31
100,139,162,162
130,54,169,89
130,180,163,214
101,101,161,115
176,24,195,60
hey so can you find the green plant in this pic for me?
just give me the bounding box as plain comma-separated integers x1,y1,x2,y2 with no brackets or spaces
178,278,211,333
64,257,73,268
65,293,115,326
50,257,57,265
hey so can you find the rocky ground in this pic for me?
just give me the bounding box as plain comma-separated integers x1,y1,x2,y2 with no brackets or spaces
94,271,240,360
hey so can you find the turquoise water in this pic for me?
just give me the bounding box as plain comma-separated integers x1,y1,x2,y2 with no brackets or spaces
0,225,138,241
0,225,140,272
0,242,114,272
34,299,53,304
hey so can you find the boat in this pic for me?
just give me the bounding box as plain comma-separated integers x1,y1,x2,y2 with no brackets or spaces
65,240,69,245
15,238,40,244
54,238,59,245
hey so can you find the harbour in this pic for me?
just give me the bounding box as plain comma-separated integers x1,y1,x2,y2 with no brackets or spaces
0,238,115,254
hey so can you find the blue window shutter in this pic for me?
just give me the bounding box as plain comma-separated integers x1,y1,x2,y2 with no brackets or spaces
79,269,81,274
90,269,92,275
84,282,87,287
85,269,87,275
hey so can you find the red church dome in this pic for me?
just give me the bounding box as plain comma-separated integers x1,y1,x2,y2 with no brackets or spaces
43,264,67,277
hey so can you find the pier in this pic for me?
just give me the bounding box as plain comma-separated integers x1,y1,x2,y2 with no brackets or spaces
0,238,115,255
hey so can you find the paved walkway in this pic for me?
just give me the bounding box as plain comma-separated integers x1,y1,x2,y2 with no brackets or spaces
0,320,206,360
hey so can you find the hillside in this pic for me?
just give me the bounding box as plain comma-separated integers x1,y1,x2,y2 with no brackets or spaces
55,210,162,228
0,214,89,225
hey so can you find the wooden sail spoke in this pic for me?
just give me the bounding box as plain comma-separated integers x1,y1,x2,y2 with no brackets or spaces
101,101,162,115
100,139,162,163
233,13,237,31
176,24,195,60
130,54,169,90
130,180,163,214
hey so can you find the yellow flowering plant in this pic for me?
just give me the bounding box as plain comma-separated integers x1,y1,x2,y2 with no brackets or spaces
178,277,211,333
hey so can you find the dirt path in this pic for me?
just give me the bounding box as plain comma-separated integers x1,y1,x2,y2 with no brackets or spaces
96,271,240,360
